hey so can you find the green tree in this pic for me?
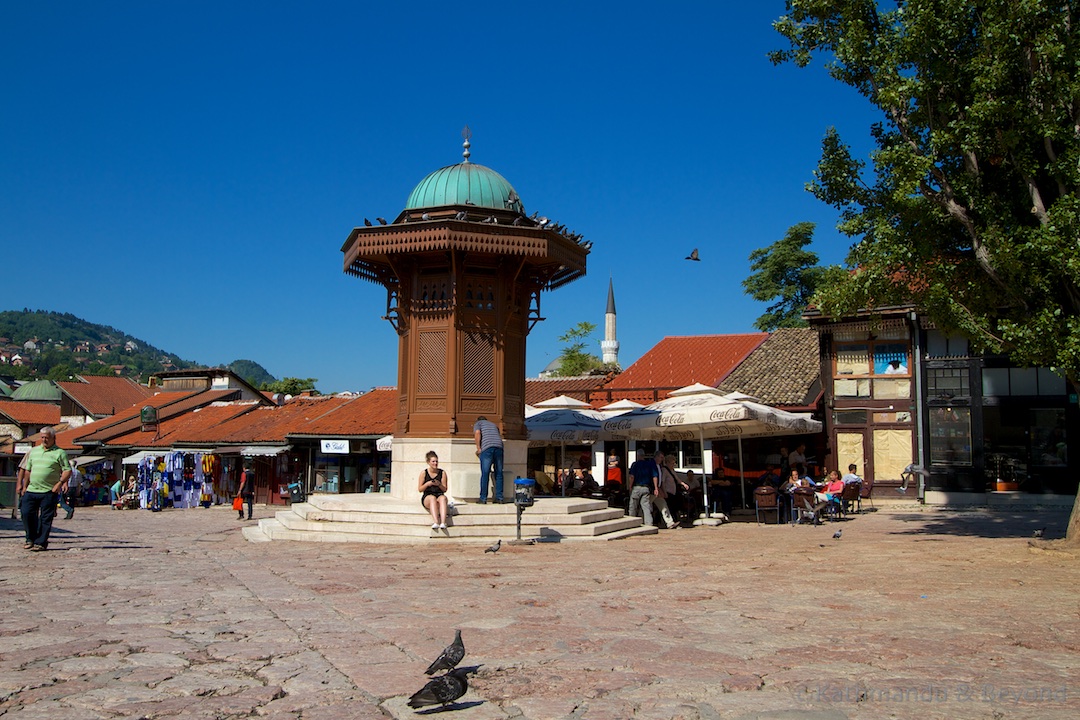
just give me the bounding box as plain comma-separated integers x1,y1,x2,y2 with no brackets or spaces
743,222,842,331
262,377,319,396
552,322,603,377
772,0,1080,543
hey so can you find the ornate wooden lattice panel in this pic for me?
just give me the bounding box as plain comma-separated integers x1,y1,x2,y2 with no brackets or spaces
462,332,495,396
463,277,496,311
417,330,447,395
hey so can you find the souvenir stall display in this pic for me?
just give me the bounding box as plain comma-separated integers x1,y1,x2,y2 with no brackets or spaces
134,451,226,510
79,460,117,506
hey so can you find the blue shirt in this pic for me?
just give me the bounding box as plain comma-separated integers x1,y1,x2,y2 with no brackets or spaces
628,458,657,488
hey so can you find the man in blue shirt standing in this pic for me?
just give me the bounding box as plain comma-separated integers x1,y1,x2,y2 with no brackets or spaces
17,427,70,552
627,450,659,527
473,416,504,504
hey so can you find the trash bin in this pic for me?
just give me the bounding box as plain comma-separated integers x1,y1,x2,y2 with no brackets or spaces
288,482,305,504
513,477,535,507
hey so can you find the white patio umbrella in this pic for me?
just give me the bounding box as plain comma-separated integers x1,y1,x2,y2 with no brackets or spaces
601,383,822,515
526,402,605,496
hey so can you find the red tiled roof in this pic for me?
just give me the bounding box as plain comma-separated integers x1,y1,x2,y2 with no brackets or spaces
606,334,769,392
0,400,60,425
104,402,261,448
289,388,398,437
57,376,152,416
75,390,245,446
525,376,612,406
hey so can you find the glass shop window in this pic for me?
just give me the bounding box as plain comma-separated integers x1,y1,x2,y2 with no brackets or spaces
929,407,972,466
1030,408,1067,467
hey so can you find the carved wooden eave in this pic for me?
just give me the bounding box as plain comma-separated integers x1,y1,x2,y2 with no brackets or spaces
342,218,588,290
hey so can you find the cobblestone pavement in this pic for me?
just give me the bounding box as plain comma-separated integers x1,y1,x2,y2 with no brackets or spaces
0,502,1077,720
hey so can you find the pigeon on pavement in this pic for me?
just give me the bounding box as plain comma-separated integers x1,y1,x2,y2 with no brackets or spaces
1033,527,1045,538
424,629,465,675
408,667,470,709
832,528,842,540
485,539,501,554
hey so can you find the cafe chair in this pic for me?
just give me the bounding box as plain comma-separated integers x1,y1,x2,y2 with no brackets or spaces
839,482,862,517
754,486,780,524
791,488,817,524
857,477,874,512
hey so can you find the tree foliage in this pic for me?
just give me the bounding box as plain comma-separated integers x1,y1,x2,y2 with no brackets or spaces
261,377,319,396
773,0,1080,541
552,322,604,377
773,0,1080,376
743,221,844,331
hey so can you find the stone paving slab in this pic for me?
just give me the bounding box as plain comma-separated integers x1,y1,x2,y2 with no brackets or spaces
0,503,1077,719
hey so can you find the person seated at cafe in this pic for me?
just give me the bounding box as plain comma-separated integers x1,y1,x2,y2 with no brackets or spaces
756,464,780,488
708,466,733,517
815,469,845,505
841,463,863,485
683,469,703,521
579,463,599,495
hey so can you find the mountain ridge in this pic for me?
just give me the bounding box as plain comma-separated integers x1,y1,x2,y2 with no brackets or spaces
0,309,276,388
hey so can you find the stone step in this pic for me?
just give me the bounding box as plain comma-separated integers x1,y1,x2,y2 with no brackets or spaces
274,509,645,538
249,494,654,544
290,503,626,526
256,516,657,545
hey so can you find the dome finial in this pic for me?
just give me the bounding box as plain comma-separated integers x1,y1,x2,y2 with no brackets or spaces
461,125,471,163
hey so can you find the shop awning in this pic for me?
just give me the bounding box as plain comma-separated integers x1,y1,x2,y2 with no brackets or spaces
73,455,107,467
122,450,163,465
216,445,292,457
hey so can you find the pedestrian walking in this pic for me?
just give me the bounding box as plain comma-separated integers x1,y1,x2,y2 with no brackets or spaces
17,427,71,552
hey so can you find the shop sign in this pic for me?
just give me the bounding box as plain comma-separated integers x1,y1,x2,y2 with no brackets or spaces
320,439,349,454
15,442,32,454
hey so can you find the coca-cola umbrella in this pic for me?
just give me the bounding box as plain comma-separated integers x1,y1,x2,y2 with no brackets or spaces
526,396,608,496
602,383,822,515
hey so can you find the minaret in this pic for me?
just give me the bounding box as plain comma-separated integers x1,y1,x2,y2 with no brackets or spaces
601,277,619,367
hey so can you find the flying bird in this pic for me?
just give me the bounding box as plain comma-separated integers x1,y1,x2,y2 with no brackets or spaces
485,539,501,554
685,248,700,261
424,629,465,675
376,217,387,225
363,218,372,227
1033,527,1046,538
408,667,470,709
832,528,842,540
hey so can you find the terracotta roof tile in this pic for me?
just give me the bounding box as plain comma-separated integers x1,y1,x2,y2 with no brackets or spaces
75,390,244,446
716,328,822,408
56,376,152,416
0,400,60,425
525,377,611,406
607,334,769,391
290,388,398,437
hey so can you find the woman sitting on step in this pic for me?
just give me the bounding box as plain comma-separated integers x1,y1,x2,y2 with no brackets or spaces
419,451,450,533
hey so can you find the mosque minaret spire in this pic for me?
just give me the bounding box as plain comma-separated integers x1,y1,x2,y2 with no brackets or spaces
601,277,620,367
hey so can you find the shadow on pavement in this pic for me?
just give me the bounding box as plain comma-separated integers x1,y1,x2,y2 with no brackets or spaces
888,509,1070,539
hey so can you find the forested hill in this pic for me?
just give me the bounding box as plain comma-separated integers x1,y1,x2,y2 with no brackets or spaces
0,309,275,387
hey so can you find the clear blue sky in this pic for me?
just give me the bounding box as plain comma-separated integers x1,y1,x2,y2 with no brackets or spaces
1,2,878,393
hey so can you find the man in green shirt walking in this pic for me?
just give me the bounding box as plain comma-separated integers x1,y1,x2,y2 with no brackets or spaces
17,427,70,552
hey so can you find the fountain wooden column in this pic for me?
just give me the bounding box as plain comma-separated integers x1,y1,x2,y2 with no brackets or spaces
341,136,588,502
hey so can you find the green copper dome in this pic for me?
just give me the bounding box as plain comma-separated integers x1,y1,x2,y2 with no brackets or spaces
12,379,61,402
405,161,524,214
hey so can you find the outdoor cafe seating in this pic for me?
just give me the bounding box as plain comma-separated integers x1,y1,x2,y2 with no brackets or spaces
754,486,780,524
